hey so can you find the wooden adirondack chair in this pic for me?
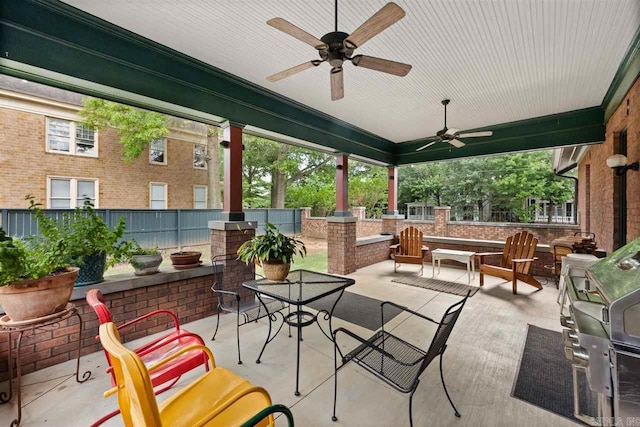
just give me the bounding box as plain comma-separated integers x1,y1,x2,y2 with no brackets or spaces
478,231,542,295
389,226,429,275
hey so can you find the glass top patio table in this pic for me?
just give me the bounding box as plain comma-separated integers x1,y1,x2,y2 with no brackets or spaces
242,270,355,305
242,269,355,396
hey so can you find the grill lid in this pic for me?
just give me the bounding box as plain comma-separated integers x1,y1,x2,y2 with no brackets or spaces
588,237,640,304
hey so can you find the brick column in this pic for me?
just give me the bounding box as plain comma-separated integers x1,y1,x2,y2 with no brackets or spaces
300,207,311,237
352,207,366,220
327,216,357,275
381,214,405,235
209,220,257,302
434,206,450,237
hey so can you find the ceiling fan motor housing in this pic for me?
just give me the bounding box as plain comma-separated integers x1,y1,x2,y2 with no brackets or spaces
320,31,353,67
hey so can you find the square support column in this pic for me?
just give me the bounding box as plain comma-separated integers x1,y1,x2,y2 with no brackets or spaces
209,220,256,302
434,206,451,236
222,123,245,221
335,154,350,217
327,216,357,275
387,166,398,215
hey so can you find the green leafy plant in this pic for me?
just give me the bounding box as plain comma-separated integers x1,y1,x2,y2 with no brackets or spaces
237,222,306,265
27,196,129,270
0,227,70,286
127,241,160,257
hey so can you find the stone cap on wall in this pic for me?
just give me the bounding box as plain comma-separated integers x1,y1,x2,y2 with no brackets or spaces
356,234,394,246
326,216,357,223
208,220,257,230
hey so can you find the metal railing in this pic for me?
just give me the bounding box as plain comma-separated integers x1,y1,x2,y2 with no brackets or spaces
1,208,302,249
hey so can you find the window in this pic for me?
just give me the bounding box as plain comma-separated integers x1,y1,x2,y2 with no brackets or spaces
150,183,167,209
150,139,167,164
46,118,97,156
194,186,207,209
47,177,98,208
194,144,207,169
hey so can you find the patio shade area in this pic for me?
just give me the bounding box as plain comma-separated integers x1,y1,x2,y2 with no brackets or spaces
0,263,572,426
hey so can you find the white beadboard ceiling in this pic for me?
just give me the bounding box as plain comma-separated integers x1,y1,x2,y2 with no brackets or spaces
63,0,639,143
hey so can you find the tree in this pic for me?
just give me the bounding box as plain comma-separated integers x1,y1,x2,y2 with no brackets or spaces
79,98,223,207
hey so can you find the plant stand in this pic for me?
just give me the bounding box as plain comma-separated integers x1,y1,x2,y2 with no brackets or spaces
0,304,92,426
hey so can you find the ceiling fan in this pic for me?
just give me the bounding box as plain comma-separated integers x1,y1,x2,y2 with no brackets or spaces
416,100,494,151
266,1,412,101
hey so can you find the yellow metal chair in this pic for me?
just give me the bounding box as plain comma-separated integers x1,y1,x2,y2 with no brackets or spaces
98,322,277,427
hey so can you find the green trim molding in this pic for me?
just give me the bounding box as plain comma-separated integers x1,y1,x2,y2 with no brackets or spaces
0,0,394,164
601,26,640,122
395,107,605,165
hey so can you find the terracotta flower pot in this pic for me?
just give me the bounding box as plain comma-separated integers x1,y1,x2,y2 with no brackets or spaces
262,260,291,281
0,267,79,321
170,251,202,268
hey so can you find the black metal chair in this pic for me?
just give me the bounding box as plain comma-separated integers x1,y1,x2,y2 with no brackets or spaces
210,254,289,364
332,291,470,427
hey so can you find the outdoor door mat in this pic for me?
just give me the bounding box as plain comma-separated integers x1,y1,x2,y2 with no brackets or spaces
306,291,403,331
512,325,592,425
391,277,479,297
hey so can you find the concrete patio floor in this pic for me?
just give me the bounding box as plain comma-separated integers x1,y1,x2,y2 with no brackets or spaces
0,261,573,426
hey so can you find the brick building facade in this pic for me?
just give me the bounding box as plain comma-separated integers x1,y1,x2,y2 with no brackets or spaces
0,76,210,210
577,76,639,253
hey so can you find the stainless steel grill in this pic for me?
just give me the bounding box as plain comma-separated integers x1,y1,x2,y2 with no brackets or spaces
562,238,640,426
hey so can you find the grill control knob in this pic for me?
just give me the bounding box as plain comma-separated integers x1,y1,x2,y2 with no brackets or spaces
572,348,589,367
562,329,578,341
560,316,575,328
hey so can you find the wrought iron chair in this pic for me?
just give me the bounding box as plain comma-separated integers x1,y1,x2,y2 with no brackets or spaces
332,292,470,427
98,322,286,427
211,254,289,364
86,289,210,426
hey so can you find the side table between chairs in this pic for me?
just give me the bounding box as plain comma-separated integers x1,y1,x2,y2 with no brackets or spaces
0,303,91,427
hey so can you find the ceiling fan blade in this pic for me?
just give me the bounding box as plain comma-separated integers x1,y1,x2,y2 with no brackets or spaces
444,128,460,137
267,18,328,50
456,131,493,138
330,67,344,101
448,139,466,148
351,55,412,76
416,139,440,151
344,2,406,49
267,60,322,82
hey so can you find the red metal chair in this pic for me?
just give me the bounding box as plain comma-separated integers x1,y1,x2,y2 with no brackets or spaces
86,289,210,426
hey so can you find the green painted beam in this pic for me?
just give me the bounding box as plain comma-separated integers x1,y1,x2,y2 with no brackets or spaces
395,107,605,165
601,26,640,121
0,0,395,164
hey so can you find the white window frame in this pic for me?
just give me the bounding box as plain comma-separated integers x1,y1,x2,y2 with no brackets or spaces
45,117,98,157
46,176,99,208
193,185,208,209
149,182,168,209
150,138,167,165
193,144,208,170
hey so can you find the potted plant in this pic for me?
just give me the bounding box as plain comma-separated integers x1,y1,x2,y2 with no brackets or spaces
27,196,129,286
0,227,79,322
170,251,202,269
237,222,306,281
128,242,163,276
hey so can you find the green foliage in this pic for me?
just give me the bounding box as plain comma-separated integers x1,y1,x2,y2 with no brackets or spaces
127,241,160,257
79,98,169,161
398,151,574,222
27,196,129,270
237,222,306,265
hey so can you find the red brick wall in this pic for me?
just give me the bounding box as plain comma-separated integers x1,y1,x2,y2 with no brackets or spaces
357,219,383,237
578,76,640,253
0,107,208,209
327,219,356,275
0,274,217,382
355,239,392,270
303,215,577,245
